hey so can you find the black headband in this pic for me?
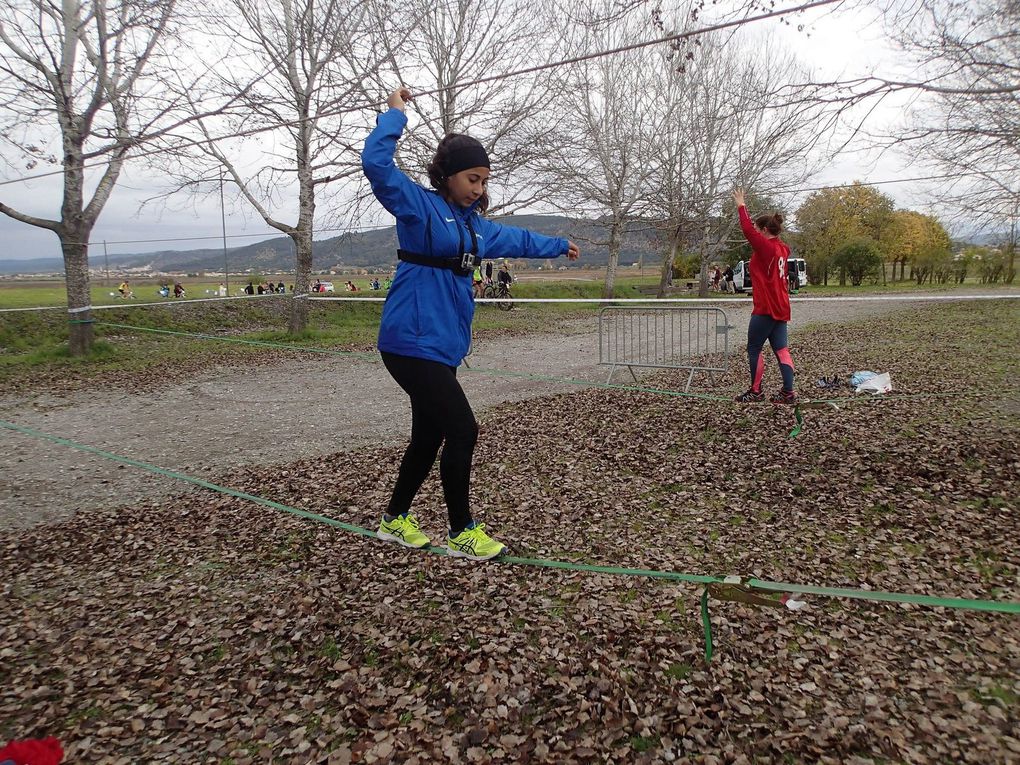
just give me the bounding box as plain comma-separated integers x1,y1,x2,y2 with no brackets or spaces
441,144,490,178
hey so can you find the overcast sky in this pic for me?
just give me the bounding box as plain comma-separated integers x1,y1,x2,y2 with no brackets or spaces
0,2,925,262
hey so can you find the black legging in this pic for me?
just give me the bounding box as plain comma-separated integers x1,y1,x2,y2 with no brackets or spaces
381,352,478,534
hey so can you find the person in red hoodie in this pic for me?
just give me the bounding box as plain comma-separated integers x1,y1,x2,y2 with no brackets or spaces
732,188,797,404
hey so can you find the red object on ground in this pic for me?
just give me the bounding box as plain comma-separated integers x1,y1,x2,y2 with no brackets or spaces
0,737,64,765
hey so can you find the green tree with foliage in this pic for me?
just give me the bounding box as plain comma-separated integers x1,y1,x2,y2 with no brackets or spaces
963,245,1009,284
907,217,953,284
794,183,895,285
832,239,883,286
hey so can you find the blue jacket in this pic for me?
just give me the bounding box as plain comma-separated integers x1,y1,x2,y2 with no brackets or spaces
362,109,569,367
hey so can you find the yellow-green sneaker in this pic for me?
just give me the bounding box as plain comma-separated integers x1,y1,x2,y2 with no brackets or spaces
377,513,430,549
447,522,506,561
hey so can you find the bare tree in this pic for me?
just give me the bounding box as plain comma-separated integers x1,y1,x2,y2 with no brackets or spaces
787,0,1020,282
0,0,196,354
371,0,563,216
647,25,825,296
541,0,662,298
887,0,1020,282
160,0,392,333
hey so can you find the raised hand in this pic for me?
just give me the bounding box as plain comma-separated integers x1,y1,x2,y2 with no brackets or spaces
387,87,412,111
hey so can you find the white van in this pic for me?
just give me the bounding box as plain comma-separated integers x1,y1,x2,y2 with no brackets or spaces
732,260,752,292
731,257,807,292
788,257,807,289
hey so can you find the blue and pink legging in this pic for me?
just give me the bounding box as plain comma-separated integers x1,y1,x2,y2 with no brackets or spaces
747,314,794,393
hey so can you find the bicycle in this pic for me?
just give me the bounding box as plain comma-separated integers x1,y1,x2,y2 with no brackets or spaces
482,281,514,311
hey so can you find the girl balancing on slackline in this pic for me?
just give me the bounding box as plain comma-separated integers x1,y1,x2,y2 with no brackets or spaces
362,87,580,561
732,187,797,405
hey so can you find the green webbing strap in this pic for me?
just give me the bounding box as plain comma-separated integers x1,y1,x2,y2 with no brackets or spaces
3,417,1017,667
789,406,805,438
69,319,95,325
701,586,713,662
744,577,1018,613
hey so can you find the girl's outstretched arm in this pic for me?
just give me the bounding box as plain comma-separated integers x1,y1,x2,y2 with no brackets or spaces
361,88,426,223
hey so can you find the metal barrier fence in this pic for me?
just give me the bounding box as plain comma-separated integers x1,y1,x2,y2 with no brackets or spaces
598,306,732,391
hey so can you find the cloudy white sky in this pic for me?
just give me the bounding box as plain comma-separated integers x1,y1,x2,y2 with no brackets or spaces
0,1,923,262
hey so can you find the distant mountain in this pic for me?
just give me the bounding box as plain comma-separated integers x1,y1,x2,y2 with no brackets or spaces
0,215,668,275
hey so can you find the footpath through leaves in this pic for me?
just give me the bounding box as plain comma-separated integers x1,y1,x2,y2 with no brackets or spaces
2,301,1019,764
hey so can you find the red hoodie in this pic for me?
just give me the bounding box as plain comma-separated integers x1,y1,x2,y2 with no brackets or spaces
739,205,791,322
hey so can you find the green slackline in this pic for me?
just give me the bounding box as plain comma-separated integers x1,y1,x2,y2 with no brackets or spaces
790,407,805,439
3,418,1017,665
700,586,714,662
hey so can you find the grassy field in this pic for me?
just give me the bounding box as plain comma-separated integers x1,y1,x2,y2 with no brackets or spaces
1,274,1015,393
2,270,1013,309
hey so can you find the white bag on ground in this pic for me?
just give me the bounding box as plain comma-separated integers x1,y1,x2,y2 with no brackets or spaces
855,372,892,394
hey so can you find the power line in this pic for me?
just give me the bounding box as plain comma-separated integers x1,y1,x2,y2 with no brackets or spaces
767,168,1017,197
0,0,845,190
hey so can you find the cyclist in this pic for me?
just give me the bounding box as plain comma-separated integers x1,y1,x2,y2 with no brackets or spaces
497,263,513,291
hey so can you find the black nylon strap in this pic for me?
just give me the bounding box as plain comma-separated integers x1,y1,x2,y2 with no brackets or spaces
397,203,481,277
398,249,477,276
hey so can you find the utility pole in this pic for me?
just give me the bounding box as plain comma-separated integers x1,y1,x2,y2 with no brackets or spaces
220,170,230,294
103,241,110,286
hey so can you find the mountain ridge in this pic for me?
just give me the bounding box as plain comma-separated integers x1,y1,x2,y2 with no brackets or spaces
0,215,667,275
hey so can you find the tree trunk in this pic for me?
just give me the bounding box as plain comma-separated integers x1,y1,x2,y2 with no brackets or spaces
657,239,680,298
698,222,711,298
62,135,94,355
289,128,315,334
289,229,313,335
62,233,94,355
603,220,622,299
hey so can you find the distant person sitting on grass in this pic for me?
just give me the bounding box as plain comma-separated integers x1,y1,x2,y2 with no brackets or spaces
118,280,134,299
244,281,255,295
173,282,186,298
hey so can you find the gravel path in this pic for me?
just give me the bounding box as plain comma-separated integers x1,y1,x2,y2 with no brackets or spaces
0,294,1001,529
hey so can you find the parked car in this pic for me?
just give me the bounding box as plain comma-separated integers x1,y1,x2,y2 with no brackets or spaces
731,257,807,292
